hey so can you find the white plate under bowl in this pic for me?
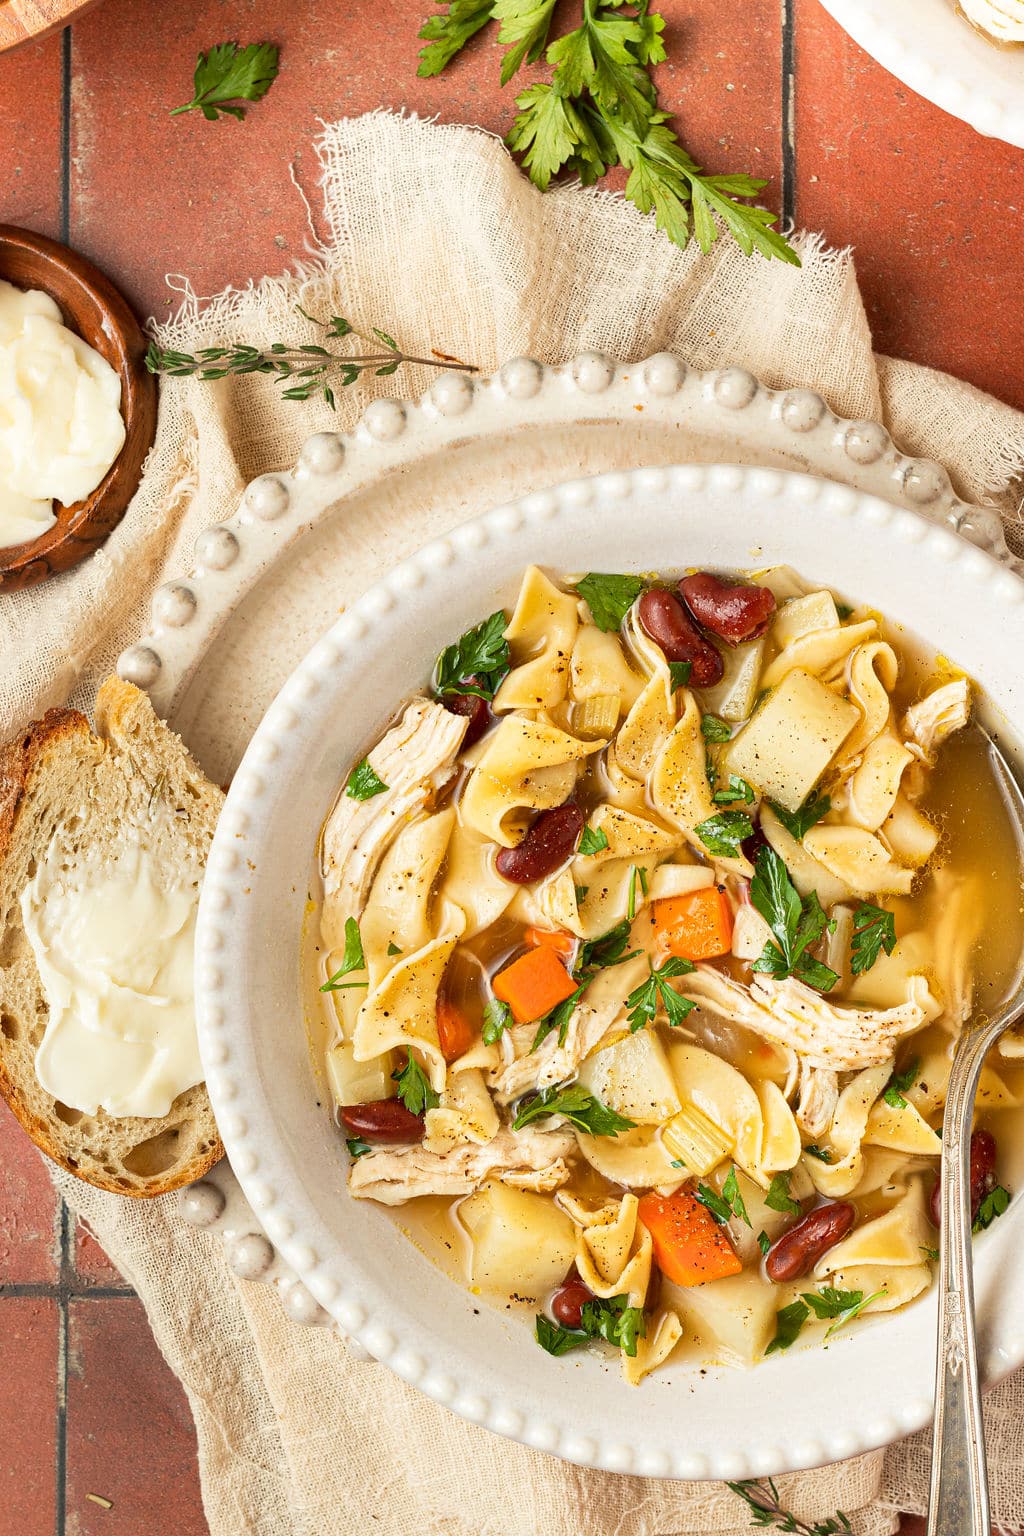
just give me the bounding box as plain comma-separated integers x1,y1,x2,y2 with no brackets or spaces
193,461,1024,1481
818,0,1024,149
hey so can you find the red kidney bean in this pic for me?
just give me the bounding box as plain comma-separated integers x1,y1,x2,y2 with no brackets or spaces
340,1100,425,1144
764,1202,855,1283
441,680,491,749
495,802,584,884
679,572,776,646
929,1128,998,1227
741,819,770,867
637,588,724,687
551,1270,595,1329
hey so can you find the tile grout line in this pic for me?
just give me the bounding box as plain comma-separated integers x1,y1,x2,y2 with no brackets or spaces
54,1201,72,1536
1,1281,136,1299
780,0,796,230
59,26,71,243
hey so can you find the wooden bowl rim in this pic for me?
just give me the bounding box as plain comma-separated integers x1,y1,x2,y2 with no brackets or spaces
0,0,106,54
0,224,157,591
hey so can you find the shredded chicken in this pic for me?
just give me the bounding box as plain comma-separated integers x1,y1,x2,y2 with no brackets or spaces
902,679,971,760
796,1062,839,1139
680,965,939,1071
321,699,466,926
348,1126,574,1205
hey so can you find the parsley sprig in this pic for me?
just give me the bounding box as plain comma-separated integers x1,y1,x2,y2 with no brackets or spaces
512,1082,636,1135
765,1286,887,1355
531,918,641,1050
974,1186,1011,1232
767,791,831,843
171,40,280,121
882,1056,919,1110
695,810,754,859
574,572,646,631
320,917,367,991
626,955,695,1031
416,1,799,265
850,902,897,976
392,1048,440,1115
749,847,838,993
346,758,389,800
482,997,514,1044
433,610,511,701
146,307,476,408
727,1478,852,1536
695,1166,750,1226
536,1292,646,1357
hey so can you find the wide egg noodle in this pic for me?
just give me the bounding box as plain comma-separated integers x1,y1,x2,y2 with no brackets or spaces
814,1181,931,1280
574,1125,683,1188
352,932,460,1091
760,805,853,908
804,1062,892,1198
612,611,677,782
358,808,456,985
423,1066,500,1155
460,714,605,847
437,813,517,938
760,618,877,691
649,691,715,836
569,623,645,709
622,1310,685,1386
844,732,915,832
568,803,683,938
493,565,579,712
835,640,899,768
557,1191,653,1307
665,1041,800,1186
803,824,915,897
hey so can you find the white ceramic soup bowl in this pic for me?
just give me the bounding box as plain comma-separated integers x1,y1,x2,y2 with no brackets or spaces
195,463,1024,1480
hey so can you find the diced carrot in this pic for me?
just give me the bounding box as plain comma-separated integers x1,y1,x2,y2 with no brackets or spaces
524,925,577,958
436,999,476,1063
638,1189,743,1287
652,886,733,962
492,945,578,1025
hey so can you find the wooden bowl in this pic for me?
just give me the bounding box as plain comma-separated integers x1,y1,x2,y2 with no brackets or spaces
0,226,157,592
0,0,107,53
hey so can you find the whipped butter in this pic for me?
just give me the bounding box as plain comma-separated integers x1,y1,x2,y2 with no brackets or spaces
958,0,1024,42
0,278,126,549
21,844,202,1118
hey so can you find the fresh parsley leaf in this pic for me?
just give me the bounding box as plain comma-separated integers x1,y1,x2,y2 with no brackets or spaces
756,1229,771,1257
696,1166,750,1227
695,810,754,858
574,573,646,632
767,791,831,843
850,902,897,976
836,603,854,621
392,1048,440,1115
576,919,640,975
507,82,607,191
171,40,280,120
386,941,403,957
765,1171,801,1217
701,714,732,742
574,883,589,904
882,1056,920,1110
482,997,513,1045
580,1294,647,1357
512,1083,636,1136
417,0,495,77
705,750,717,791
669,661,692,690
694,1182,732,1224
548,3,657,139
535,1313,582,1355
803,1144,833,1164
713,774,755,806
625,956,695,1032
627,865,645,920
801,1286,888,1338
765,1299,809,1354
750,847,839,992
974,1185,1011,1233
493,0,559,83
531,985,584,1051
637,866,649,896
346,1136,372,1160
320,917,366,990
346,758,389,800
722,1165,751,1226
921,1245,940,1262
434,610,511,701
578,824,610,857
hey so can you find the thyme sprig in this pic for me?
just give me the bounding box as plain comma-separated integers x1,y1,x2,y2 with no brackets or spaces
727,1479,852,1536
145,307,477,409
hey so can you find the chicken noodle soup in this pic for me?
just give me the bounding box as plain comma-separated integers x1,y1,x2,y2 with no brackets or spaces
312,564,1023,1381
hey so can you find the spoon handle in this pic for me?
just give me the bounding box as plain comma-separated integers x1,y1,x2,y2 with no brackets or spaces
927,1026,992,1536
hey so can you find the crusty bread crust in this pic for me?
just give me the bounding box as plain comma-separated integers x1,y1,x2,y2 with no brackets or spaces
0,681,224,1197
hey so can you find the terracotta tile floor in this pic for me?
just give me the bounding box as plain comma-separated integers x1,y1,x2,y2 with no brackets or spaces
2,0,1022,1529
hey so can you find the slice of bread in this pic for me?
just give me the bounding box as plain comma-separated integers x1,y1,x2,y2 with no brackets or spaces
0,677,224,1196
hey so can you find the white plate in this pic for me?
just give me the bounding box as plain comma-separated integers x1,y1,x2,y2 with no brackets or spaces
186,452,1024,1481
818,0,1024,149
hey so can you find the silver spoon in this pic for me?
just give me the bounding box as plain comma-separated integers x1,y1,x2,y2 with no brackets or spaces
927,727,1024,1536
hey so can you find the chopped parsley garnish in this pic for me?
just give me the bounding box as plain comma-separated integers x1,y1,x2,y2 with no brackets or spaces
974,1185,1011,1233
767,790,831,843
695,810,754,858
574,883,589,904
535,1293,646,1358
764,1170,801,1217
531,919,642,1053
627,865,646,920
803,1144,833,1164
750,846,839,992
392,1048,440,1115
921,1245,940,1262
346,1136,372,1160
765,1299,809,1354
669,660,693,690
578,824,610,856
433,609,511,701
756,1229,771,1257
531,985,584,1051
701,714,732,742
345,758,389,800
386,941,403,956
512,1083,636,1136
696,1166,749,1227
836,603,854,621
882,1056,920,1110
850,902,898,976
574,573,646,632
482,997,513,1045
320,917,367,990
713,774,755,806
801,1285,887,1338
625,956,696,1032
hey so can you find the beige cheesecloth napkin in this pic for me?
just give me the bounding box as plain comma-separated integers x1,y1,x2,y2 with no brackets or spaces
5,112,1024,1536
